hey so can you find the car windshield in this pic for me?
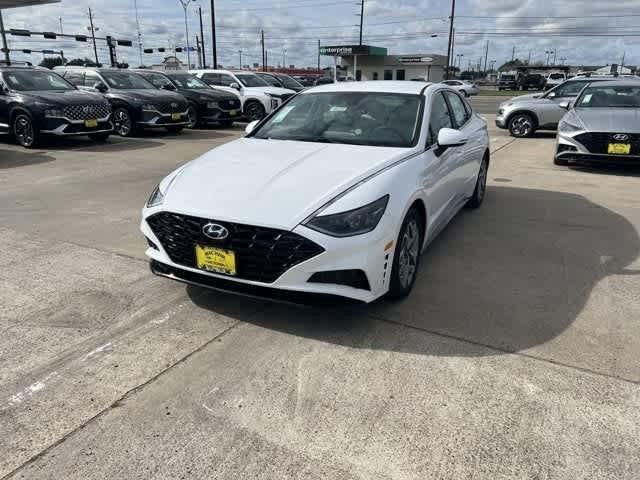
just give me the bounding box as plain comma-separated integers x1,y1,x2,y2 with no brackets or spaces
2,70,74,91
259,74,281,87
547,80,589,98
576,85,640,108
101,71,155,89
501,75,515,81
236,73,270,87
549,73,565,80
277,75,303,89
167,74,210,89
252,91,423,148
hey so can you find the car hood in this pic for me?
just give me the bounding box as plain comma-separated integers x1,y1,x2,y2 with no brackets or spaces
27,89,107,105
163,138,411,230
574,108,640,132
179,89,239,101
245,86,296,96
108,89,187,104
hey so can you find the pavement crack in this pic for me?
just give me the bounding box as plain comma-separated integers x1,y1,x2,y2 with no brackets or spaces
0,319,242,480
491,137,518,154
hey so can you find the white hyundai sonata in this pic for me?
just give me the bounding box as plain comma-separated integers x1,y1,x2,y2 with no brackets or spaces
141,81,490,303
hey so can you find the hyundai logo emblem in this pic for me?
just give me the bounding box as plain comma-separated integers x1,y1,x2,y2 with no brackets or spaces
202,223,229,240
613,134,629,142
171,102,179,108
82,106,92,114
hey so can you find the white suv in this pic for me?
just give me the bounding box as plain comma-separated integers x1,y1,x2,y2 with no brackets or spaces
189,69,295,121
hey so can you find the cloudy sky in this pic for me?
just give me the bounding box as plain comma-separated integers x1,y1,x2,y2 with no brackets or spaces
2,0,639,69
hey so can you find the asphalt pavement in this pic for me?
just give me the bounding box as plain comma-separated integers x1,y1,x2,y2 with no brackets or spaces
1,121,639,479
470,95,506,114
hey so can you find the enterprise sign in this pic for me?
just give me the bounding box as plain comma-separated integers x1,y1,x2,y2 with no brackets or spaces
319,45,387,56
399,56,434,64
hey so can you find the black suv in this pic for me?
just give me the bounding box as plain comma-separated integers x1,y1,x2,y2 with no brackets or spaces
134,70,241,128
0,65,112,148
56,67,189,137
256,72,305,92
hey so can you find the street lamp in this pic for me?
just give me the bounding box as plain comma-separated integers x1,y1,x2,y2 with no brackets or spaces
178,0,196,68
545,49,555,66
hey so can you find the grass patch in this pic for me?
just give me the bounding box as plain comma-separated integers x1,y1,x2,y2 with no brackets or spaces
478,89,536,97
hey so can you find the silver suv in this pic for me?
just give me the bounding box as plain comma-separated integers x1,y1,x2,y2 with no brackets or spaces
495,75,632,137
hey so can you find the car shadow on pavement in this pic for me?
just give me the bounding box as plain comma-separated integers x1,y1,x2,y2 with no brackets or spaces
0,149,55,169
569,164,640,178
186,185,640,357
137,129,239,141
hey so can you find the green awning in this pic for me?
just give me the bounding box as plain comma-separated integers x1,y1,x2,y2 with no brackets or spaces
319,45,387,56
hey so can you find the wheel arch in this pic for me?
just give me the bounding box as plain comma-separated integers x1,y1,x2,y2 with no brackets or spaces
9,105,33,123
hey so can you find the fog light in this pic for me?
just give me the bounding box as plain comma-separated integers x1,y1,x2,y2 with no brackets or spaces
308,269,370,290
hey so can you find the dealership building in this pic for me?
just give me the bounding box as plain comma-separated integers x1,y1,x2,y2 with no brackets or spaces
320,45,447,82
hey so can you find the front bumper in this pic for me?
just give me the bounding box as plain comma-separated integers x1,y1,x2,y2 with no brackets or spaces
495,114,507,129
137,110,189,128
199,107,241,124
40,116,113,136
555,130,640,165
140,211,396,303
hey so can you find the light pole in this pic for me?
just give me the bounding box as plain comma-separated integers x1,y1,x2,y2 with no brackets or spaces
545,50,555,66
178,0,196,68
282,48,287,69
238,49,242,69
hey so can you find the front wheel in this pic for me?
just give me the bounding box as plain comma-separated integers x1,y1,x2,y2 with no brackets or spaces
461,90,469,97
508,113,535,138
387,208,424,301
113,108,135,137
88,132,110,142
13,113,39,148
165,125,184,134
186,104,198,128
244,101,265,122
466,155,489,209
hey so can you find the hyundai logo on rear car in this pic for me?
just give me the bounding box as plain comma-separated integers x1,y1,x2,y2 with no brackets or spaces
613,134,630,141
171,102,178,108
202,223,229,240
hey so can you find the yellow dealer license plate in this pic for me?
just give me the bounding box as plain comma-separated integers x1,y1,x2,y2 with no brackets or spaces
84,119,98,128
195,245,237,276
229,109,236,116
171,112,181,121
608,143,631,155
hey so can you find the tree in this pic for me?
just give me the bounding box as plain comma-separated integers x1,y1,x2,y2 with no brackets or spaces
39,56,64,69
65,57,102,67
498,59,525,72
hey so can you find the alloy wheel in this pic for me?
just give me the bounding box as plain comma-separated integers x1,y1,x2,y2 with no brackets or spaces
14,115,34,147
245,102,264,122
114,109,132,136
510,115,533,137
186,105,198,128
398,219,420,289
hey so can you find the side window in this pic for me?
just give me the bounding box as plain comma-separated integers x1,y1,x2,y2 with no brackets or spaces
201,73,219,85
146,73,171,89
426,92,453,146
63,71,84,86
444,91,470,128
219,74,235,86
84,71,102,88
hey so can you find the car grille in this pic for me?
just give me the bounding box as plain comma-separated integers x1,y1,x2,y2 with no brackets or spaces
218,98,241,110
147,212,325,283
156,102,186,114
575,132,640,154
63,104,110,120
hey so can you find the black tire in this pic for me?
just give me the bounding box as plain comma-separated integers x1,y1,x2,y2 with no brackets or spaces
508,113,535,138
113,107,135,137
244,100,265,122
12,112,39,148
387,208,424,301
554,156,569,166
165,125,184,134
218,120,234,128
466,155,489,209
88,132,110,142
186,104,198,128
461,90,469,97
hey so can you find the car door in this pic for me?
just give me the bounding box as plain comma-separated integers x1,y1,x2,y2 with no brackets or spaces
443,90,484,196
422,90,461,236
0,77,11,132
538,81,588,126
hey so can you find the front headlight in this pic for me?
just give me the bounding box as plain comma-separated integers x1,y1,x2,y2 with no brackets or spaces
305,195,389,237
270,98,279,110
558,119,582,132
147,184,165,207
141,103,158,112
44,108,64,118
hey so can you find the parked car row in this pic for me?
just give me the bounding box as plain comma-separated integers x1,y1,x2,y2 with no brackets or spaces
495,74,640,167
0,64,305,147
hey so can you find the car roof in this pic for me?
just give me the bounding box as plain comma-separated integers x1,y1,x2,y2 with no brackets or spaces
582,79,640,87
305,81,432,95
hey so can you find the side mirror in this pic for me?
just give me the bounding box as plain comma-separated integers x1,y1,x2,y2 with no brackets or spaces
245,120,260,135
0,85,6,95
93,81,108,93
230,82,241,90
559,101,571,110
161,83,176,91
437,128,467,148
547,91,556,98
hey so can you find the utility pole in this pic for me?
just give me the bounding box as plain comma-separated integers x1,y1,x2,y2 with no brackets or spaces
511,46,515,61
483,40,489,73
198,6,206,68
210,0,217,68
178,0,195,69
133,0,143,67
59,17,63,35
358,0,365,46
261,30,265,70
0,10,9,64
445,0,456,79
317,39,320,71
195,35,201,68
283,48,286,69
106,36,117,67
265,50,268,71
621,51,626,68
87,7,99,65
527,50,531,65
238,49,242,69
